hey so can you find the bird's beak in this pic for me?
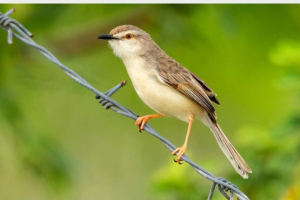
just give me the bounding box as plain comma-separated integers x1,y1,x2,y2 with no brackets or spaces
98,34,119,40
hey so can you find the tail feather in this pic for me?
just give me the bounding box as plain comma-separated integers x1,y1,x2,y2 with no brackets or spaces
206,118,252,178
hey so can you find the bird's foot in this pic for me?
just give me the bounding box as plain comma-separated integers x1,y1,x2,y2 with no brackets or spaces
172,145,187,164
135,115,152,132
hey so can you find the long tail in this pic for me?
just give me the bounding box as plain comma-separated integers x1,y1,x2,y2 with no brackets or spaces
206,118,252,178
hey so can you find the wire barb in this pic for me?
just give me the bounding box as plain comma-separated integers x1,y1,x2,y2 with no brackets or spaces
0,9,250,200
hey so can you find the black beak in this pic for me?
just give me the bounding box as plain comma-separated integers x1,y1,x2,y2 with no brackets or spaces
98,34,118,40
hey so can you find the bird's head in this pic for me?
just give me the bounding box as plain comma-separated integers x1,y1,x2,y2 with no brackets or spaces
98,25,152,59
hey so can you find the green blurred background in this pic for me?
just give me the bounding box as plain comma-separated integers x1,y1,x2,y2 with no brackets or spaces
0,4,299,200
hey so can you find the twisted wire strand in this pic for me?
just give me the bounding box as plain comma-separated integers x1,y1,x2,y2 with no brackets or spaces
0,9,250,200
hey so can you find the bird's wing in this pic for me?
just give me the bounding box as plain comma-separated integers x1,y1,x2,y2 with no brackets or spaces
154,60,217,122
190,72,220,105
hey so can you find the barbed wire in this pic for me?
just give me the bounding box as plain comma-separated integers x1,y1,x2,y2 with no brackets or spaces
0,8,250,200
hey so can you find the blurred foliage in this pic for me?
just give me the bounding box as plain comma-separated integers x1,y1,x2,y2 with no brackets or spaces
151,161,208,200
0,4,300,200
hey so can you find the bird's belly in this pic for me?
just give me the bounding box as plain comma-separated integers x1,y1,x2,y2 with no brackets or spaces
144,86,204,121
128,71,205,122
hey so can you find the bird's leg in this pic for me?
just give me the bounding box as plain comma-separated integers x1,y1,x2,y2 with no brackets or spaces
172,115,194,164
135,114,163,131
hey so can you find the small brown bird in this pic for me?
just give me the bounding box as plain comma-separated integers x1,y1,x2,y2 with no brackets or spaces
98,25,252,178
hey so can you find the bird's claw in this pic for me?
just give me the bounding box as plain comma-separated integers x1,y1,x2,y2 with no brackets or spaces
173,158,183,164
135,116,151,132
172,146,187,164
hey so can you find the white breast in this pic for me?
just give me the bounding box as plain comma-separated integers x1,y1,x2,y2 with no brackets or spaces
122,57,206,122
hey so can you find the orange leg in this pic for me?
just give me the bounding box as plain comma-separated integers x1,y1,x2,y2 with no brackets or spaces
172,115,194,164
135,114,163,131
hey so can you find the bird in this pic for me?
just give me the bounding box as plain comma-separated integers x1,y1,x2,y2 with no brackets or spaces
98,25,252,178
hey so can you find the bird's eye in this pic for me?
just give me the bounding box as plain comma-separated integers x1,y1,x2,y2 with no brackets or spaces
125,33,133,40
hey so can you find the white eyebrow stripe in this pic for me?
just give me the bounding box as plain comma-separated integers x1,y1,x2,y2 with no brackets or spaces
114,30,140,38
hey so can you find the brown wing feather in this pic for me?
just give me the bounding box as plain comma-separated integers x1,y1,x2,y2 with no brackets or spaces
154,61,217,122
190,72,220,105
177,84,216,122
